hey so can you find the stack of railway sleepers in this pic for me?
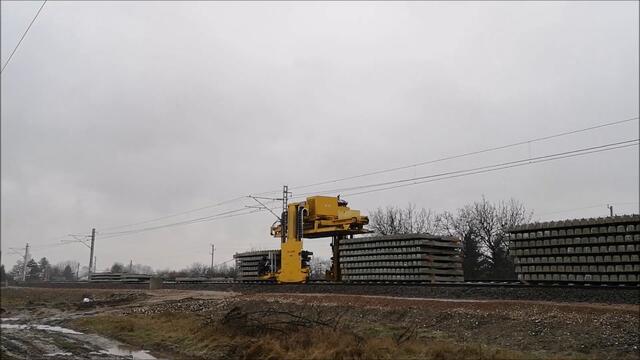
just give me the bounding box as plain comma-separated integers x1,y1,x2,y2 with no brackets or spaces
121,273,152,283
234,249,281,281
89,272,151,283
89,272,122,282
339,234,463,283
508,214,640,284
174,277,208,284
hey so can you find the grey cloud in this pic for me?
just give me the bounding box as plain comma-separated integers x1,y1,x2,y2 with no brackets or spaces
1,2,638,270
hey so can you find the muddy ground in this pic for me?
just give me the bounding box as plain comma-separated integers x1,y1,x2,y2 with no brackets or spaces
1,287,638,359
0,288,163,359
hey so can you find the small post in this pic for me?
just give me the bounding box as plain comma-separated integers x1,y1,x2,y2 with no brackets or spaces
214,244,216,277
22,243,29,282
88,228,95,280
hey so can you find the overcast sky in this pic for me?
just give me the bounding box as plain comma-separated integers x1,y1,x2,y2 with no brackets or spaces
1,1,638,271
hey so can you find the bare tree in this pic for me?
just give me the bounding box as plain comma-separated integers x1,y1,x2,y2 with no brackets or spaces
186,262,208,277
471,197,531,270
205,263,236,278
438,208,485,280
110,262,125,273
131,263,154,274
442,196,532,279
371,197,532,280
370,204,440,235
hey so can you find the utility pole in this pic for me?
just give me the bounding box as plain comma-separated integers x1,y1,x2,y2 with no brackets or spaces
22,243,29,282
281,185,290,243
129,260,133,273
76,263,80,281
607,205,614,217
88,228,95,280
210,244,215,275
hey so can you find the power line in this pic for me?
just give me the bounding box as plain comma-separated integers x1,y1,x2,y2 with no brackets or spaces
99,196,246,231
537,202,640,217
99,207,253,237
213,258,235,267
291,139,638,198
98,205,279,240
40,116,638,243
98,139,636,239
1,0,47,74
94,116,637,235
259,116,639,196
342,141,638,198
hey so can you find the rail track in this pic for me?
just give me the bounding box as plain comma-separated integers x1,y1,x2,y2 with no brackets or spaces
29,279,640,289
227,279,640,288
14,279,640,305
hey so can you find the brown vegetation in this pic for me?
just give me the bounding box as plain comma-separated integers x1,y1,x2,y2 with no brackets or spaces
3,287,638,360
73,311,531,360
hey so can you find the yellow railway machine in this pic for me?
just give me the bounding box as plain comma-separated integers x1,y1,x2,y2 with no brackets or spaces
269,196,370,283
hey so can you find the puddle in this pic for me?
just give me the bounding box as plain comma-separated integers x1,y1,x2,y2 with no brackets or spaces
1,317,21,321
44,352,73,357
92,346,157,359
1,319,159,359
1,323,83,334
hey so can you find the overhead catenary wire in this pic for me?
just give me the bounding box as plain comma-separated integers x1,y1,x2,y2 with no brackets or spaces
33,116,638,248
536,202,640,217
100,198,281,237
1,0,47,74
98,196,247,232
98,204,281,240
3,242,73,259
212,258,235,267
253,116,639,196
98,208,273,240
289,139,639,198
99,207,255,237
91,139,637,240
342,141,639,198
92,116,638,234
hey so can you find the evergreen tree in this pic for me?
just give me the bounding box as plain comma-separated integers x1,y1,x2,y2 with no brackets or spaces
0,265,7,283
26,259,40,281
63,265,74,281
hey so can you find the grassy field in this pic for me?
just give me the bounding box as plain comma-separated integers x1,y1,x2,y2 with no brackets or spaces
0,286,145,311
72,312,532,360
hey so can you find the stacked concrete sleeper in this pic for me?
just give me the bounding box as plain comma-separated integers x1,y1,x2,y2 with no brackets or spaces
508,215,640,283
339,234,463,282
234,249,281,281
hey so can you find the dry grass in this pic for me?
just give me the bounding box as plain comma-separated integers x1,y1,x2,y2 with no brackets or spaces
0,287,144,311
1,287,90,310
72,312,548,360
4,288,621,359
